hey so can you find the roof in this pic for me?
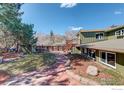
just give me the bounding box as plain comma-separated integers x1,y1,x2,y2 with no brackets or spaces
105,25,124,32
77,39,124,53
51,42,65,46
80,29,105,33
77,25,124,35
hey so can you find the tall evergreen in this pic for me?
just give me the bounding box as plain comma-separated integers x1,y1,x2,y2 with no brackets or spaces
0,3,37,53
50,30,54,44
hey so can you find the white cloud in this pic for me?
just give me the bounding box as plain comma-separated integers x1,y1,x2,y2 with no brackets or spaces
69,26,83,31
60,3,77,8
114,11,123,15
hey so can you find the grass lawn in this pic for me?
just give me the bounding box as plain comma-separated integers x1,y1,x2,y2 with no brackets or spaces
0,53,56,76
88,69,124,85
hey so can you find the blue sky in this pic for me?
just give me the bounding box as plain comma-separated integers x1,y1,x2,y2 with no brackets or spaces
21,3,124,35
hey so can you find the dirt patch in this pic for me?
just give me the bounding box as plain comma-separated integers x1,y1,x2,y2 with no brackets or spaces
2,53,19,59
69,54,113,79
0,70,10,84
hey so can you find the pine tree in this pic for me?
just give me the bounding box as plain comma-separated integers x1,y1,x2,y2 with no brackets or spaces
50,30,54,44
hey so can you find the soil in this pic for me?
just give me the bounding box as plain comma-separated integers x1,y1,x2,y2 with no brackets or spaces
0,70,10,84
69,54,112,79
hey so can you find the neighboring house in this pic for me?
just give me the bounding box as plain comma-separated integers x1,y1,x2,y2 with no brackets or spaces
36,40,77,53
75,25,124,74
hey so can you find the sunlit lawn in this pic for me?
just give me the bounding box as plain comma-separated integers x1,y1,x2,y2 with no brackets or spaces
87,69,124,85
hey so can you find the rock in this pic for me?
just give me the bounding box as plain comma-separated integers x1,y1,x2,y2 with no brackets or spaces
86,65,98,76
66,66,72,70
5,80,19,85
56,67,65,72
0,56,3,63
35,75,42,78
31,75,53,85
24,80,31,84
65,59,71,67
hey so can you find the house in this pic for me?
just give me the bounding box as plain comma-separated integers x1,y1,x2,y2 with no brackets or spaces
36,40,77,53
74,25,124,74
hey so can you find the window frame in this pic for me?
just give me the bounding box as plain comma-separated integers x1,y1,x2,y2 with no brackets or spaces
99,51,116,69
96,33,104,40
115,29,124,36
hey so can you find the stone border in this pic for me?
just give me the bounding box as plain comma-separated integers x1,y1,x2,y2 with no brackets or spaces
66,70,100,85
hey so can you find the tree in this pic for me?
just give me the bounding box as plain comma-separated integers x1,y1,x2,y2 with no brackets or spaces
65,30,78,40
20,23,37,53
50,30,55,44
0,4,37,53
0,24,15,48
0,3,23,52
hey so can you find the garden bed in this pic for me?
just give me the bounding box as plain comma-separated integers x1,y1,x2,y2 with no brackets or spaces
68,54,124,85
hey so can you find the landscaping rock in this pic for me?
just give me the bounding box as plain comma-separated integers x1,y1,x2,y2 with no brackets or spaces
86,65,98,76
66,66,72,70
31,75,53,85
0,56,3,63
65,59,71,67
35,74,42,78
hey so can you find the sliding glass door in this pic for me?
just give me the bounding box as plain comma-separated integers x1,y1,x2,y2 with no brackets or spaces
100,51,106,63
99,51,116,68
107,53,116,67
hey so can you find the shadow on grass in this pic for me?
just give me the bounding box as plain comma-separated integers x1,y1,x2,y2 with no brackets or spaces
0,53,56,75
42,52,56,66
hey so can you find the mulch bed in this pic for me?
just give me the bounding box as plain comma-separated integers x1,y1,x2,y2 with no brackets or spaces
2,53,19,59
68,54,112,79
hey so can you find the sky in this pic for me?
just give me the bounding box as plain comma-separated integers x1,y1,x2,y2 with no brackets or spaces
21,3,124,35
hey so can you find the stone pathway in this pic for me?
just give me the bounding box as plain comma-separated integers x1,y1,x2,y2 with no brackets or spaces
2,53,99,85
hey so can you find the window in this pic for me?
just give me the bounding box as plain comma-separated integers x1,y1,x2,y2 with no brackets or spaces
122,30,124,35
115,29,124,36
88,49,92,57
99,51,116,68
115,30,121,36
96,33,104,40
84,48,87,54
100,51,106,63
107,53,116,67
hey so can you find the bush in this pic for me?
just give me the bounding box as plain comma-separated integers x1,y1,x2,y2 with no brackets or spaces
43,53,56,66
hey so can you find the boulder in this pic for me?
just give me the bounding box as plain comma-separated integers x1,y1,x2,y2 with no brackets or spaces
86,65,98,76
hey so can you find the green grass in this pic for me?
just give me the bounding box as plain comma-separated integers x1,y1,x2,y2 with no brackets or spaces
99,69,124,85
0,53,56,75
86,69,124,85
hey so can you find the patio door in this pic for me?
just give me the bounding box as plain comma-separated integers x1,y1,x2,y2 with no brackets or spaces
99,51,116,68
100,51,106,63
107,53,116,67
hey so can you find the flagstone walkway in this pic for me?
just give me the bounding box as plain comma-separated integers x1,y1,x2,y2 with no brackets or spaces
2,53,98,85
